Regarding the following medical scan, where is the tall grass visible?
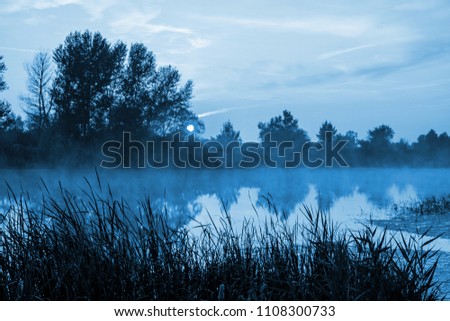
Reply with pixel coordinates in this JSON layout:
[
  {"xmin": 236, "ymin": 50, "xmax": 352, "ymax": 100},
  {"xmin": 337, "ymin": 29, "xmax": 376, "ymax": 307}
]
[
  {"xmin": 0, "ymin": 180, "xmax": 443, "ymax": 300},
  {"xmin": 407, "ymin": 194, "xmax": 450, "ymax": 215}
]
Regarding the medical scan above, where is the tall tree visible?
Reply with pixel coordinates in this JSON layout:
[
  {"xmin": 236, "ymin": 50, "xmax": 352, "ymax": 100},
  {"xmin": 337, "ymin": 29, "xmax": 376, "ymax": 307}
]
[
  {"xmin": 0, "ymin": 102, "xmax": 16, "ymax": 132},
  {"xmin": 258, "ymin": 109, "xmax": 309, "ymax": 144},
  {"xmin": 215, "ymin": 120, "xmax": 241, "ymax": 145},
  {"xmin": 359, "ymin": 124, "xmax": 395, "ymax": 165},
  {"xmin": 317, "ymin": 121, "xmax": 337, "ymax": 144},
  {"xmin": 367, "ymin": 124, "xmax": 394, "ymax": 149},
  {"xmin": 52, "ymin": 30, "xmax": 126, "ymax": 137},
  {"xmin": 110, "ymin": 43, "xmax": 156, "ymax": 132},
  {"xmin": 146, "ymin": 65, "xmax": 204, "ymax": 137},
  {"xmin": 20, "ymin": 51, "xmax": 53, "ymax": 134},
  {"xmin": 341, "ymin": 130, "xmax": 358, "ymax": 148},
  {"xmin": 414, "ymin": 129, "xmax": 448, "ymax": 165},
  {"xmin": 417, "ymin": 129, "xmax": 439, "ymax": 149},
  {"xmin": 0, "ymin": 55, "xmax": 15, "ymax": 132}
]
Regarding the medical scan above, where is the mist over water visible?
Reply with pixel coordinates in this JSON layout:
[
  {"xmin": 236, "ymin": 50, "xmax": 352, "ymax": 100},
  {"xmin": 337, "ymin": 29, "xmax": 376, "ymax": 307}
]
[
  {"xmin": 1, "ymin": 167, "xmax": 450, "ymax": 295},
  {"xmin": 1, "ymin": 167, "xmax": 448, "ymax": 226}
]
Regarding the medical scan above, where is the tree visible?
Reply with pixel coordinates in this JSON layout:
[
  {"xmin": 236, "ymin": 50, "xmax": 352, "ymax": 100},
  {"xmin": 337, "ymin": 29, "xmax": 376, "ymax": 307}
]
[
  {"xmin": 341, "ymin": 130, "xmax": 358, "ymax": 148},
  {"xmin": 0, "ymin": 55, "xmax": 6, "ymax": 92},
  {"xmin": 417, "ymin": 129, "xmax": 439, "ymax": 149},
  {"xmin": 258, "ymin": 109, "xmax": 309, "ymax": 144},
  {"xmin": 215, "ymin": 120, "xmax": 241, "ymax": 145},
  {"xmin": 0, "ymin": 55, "xmax": 16, "ymax": 132},
  {"xmin": 414, "ymin": 129, "xmax": 450, "ymax": 165},
  {"xmin": 52, "ymin": 30, "xmax": 126, "ymax": 138},
  {"xmin": 369, "ymin": 125, "xmax": 394, "ymax": 145},
  {"xmin": 317, "ymin": 121, "xmax": 337, "ymax": 144},
  {"xmin": 438, "ymin": 132, "xmax": 450, "ymax": 149},
  {"xmin": 110, "ymin": 43, "xmax": 156, "ymax": 132},
  {"xmin": 146, "ymin": 65, "xmax": 204, "ymax": 137},
  {"xmin": 20, "ymin": 51, "xmax": 53, "ymax": 134},
  {"xmin": 367, "ymin": 124, "xmax": 394, "ymax": 147},
  {"xmin": 0, "ymin": 101, "xmax": 16, "ymax": 131},
  {"xmin": 359, "ymin": 124, "xmax": 395, "ymax": 165}
]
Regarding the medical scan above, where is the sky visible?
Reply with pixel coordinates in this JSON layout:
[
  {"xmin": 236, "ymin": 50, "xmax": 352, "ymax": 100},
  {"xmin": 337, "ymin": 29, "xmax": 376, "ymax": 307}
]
[{"xmin": 0, "ymin": 0, "xmax": 449, "ymax": 142}]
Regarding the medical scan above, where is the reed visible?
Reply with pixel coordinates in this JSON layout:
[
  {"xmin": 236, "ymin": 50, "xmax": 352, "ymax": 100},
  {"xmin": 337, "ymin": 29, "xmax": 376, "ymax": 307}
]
[{"xmin": 0, "ymin": 180, "xmax": 443, "ymax": 300}]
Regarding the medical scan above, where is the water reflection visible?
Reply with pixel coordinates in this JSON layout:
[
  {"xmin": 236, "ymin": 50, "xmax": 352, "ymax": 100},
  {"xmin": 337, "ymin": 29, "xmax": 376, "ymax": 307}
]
[
  {"xmin": 1, "ymin": 168, "xmax": 449, "ymax": 231},
  {"xmin": 2, "ymin": 167, "xmax": 450, "ymax": 294}
]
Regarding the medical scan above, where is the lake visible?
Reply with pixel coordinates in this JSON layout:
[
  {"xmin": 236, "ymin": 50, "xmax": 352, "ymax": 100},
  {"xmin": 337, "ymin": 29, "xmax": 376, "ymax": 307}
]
[{"xmin": 1, "ymin": 167, "xmax": 450, "ymax": 294}]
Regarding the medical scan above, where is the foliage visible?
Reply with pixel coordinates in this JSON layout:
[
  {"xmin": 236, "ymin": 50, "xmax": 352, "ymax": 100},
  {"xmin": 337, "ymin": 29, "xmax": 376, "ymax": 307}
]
[
  {"xmin": 147, "ymin": 66, "xmax": 204, "ymax": 137},
  {"xmin": 406, "ymin": 195, "xmax": 450, "ymax": 215},
  {"xmin": 1, "ymin": 31, "xmax": 450, "ymax": 167},
  {"xmin": 215, "ymin": 120, "xmax": 241, "ymax": 145},
  {"xmin": 52, "ymin": 30, "xmax": 127, "ymax": 137},
  {"xmin": 258, "ymin": 109, "xmax": 309, "ymax": 144},
  {"xmin": 317, "ymin": 121, "xmax": 337, "ymax": 144},
  {"xmin": 110, "ymin": 43, "xmax": 156, "ymax": 133},
  {"xmin": 0, "ymin": 101, "xmax": 16, "ymax": 132},
  {"xmin": 0, "ymin": 55, "xmax": 7, "ymax": 92}
]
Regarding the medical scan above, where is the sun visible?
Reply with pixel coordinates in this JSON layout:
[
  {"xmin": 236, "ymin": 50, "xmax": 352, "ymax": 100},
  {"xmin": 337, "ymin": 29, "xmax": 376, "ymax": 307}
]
[{"xmin": 186, "ymin": 124, "xmax": 195, "ymax": 133}]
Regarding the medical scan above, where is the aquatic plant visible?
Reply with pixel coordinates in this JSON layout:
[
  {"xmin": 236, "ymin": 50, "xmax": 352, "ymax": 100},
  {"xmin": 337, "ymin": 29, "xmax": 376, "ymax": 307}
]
[{"xmin": 0, "ymin": 180, "xmax": 443, "ymax": 300}]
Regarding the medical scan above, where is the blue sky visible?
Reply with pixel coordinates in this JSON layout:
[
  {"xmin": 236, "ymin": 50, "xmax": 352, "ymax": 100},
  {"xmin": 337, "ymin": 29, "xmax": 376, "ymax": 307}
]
[{"xmin": 0, "ymin": 0, "xmax": 449, "ymax": 141}]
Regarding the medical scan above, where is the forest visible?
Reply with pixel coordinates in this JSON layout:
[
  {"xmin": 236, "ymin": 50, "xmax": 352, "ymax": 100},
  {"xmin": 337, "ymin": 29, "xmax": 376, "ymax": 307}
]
[{"xmin": 0, "ymin": 30, "xmax": 449, "ymax": 168}]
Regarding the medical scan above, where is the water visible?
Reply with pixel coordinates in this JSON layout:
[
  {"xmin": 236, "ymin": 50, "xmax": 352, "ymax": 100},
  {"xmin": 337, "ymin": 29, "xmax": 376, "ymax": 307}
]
[{"xmin": 1, "ymin": 167, "xmax": 449, "ymax": 295}]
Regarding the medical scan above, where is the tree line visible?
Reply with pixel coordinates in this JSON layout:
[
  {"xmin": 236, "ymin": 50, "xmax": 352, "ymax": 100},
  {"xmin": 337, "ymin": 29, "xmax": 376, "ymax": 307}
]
[
  {"xmin": 0, "ymin": 30, "xmax": 203, "ymax": 166},
  {"xmin": 0, "ymin": 30, "xmax": 449, "ymax": 168}
]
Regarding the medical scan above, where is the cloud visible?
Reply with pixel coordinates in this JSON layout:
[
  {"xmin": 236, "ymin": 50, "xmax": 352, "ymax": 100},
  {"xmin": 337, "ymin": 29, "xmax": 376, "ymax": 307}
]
[
  {"xmin": 0, "ymin": 0, "xmax": 116, "ymax": 19},
  {"xmin": 202, "ymin": 15, "xmax": 373, "ymax": 37},
  {"xmin": 353, "ymin": 40, "xmax": 450, "ymax": 78},
  {"xmin": 110, "ymin": 10, "xmax": 212, "ymax": 53},
  {"xmin": 198, "ymin": 108, "xmax": 231, "ymax": 118},
  {"xmin": 0, "ymin": 46, "xmax": 39, "ymax": 53},
  {"xmin": 110, "ymin": 11, "xmax": 192, "ymax": 35},
  {"xmin": 317, "ymin": 44, "xmax": 377, "ymax": 61},
  {"xmin": 188, "ymin": 38, "xmax": 212, "ymax": 49},
  {"xmin": 393, "ymin": 1, "xmax": 443, "ymax": 11},
  {"xmin": 0, "ymin": 0, "xmax": 81, "ymax": 12},
  {"xmin": 31, "ymin": 0, "xmax": 81, "ymax": 10},
  {"xmin": 198, "ymin": 105, "xmax": 262, "ymax": 118}
]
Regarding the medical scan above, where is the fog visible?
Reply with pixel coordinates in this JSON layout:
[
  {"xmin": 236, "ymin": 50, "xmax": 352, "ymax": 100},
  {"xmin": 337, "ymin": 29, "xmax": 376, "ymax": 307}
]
[
  {"xmin": 1, "ymin": 167, "xmax": 449, "ymax": 226},
  {"xmin": 1, "ymin": 167, "xmax": 450, "ymax": 293}
]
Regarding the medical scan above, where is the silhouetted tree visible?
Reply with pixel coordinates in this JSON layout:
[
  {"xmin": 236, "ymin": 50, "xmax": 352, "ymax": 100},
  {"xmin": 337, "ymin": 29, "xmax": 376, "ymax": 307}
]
[
  {"xmin": 414, "ymin": 129, "xmax": 450, "ymax": 166},
  {"xmin": 215, "ymin": 120, "xmax": 241, "ymax": 145},
  {"xmin": 258, "ymin": 110, "xmax": 309, "ymax": 144},
  {"xmin": 438, "ymin": 132, "xmax": 449, "ymax": 146},
  {"xmin": 146, "ymin": 66, "xmax": 204, "ymax": 137},
  {"xmin": 367, "ymin": 124, "xmax": 394, "ymax": 147},
  {"xmin": 210, "ymin": 120, "xmax": 242, "ymax": 167},
  {"xmin": 335, "ymin": 130, "xmax": 359, "ymax": 166},
  {"xmin": 0, "ymin": 55, "xmax": 6, "ymax": 92},
  {"xmin": 0, "ymin": 56, "xmax": 16, "ymax": 132},
  {"xmin": 0, "ymin": 56, "xmax": 26, "ymax": 166},
  {"xmin": 20, "ymin": 51, "xmax": 53, "ymax": 134},
  {"xmin": 417, "ymin": 129, "xmax": 439, "ymax": 149},
  {"xmin": 340, "ymin": 130, "xmax": 358, "ymax": 148},
  {"xmin": 257, "ymin": 110, "xmax": 309, "ymax": 167},
  {"xmin": 52, "ymin": 30, "xmax": 126, "ymax": 138},
  {"xmin": 0, "ymin": 102, "xmax": 16, "ymax": 132},
  {"xmin": 317, "ymin": 121, "xmax": 337, "ymax": 144},
  {"xmin": 438, "ymin": 132, "xmax": 450, "ymax": 166},
  {"xmin": 110, "ymin": 43, "xmax": 156, "ymax": 133},
  {"xmin": 360, "ymin": 124, "xmax": 395, "ymax": 165}
]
